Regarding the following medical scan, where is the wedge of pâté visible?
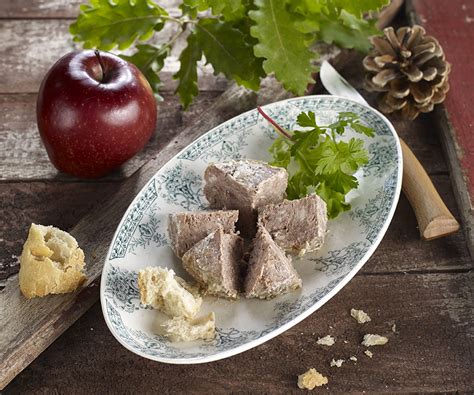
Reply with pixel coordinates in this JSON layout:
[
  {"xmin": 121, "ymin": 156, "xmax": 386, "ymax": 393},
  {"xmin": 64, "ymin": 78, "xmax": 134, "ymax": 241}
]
[
  {"xmin": 168, "ymin": 210, "xmax": 239, "ymax": 258},
  {"xmin": 245, "ymin": 225, "xmax": 302, "ymax": 299},
  {"xmin": 203, "ymin": 160, "xmax": 288, "ymax": 237},
  {"xmin": 258, "ymin": 194, "xmax": 328, "ymax": 256},
  {"xmin": 181, "ymin": 226, "xmax": 244, "ymax": 299}
]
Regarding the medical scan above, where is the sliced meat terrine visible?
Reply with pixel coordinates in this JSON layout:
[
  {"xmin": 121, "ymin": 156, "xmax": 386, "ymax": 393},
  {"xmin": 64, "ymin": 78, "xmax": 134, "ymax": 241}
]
[
  {"xmin": 245, "ymin": 225, "xmax": 302, "ymax": 299},
  {"xmin": 258, "ymin": 194, "xmax": 328, "ymax": 255},
  {"xmin": 181, "ymin": 227, "xmax": 244, "ymax": 299},
  {"xmin": 168, "ymin": 210, "xmax": 239, "ymax": 258},
  {"xmin": 204, "ymin": 160, "xmax": 288, "ymax": 237}
]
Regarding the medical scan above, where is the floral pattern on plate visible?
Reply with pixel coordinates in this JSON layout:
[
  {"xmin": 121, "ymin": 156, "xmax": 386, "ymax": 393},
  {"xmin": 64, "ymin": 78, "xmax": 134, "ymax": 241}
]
[{"xmin": 101, "ymin": 95, "xmax": 402, "ymax": 363}]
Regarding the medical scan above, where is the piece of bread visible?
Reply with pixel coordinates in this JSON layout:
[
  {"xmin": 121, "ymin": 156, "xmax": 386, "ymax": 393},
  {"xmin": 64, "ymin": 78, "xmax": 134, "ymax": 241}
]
[
  {"xmin": 361, "ymin": 334, "xmax": 388, "ymax": 346},
  {"xmin": 297, "ymin": 368, "xmax": 328, "ymax": 390},
  {"xmin": 244, "ymin": 225, "xmax": 302, "ymax": 299},
  {"xmin": 181, "ymin": 227, "xmax": 244, "ymax": 299},
  {"xmin": 204, "ymin": 160, "xmax": 288, "ymax": 237},
  {"xmin": 19, "ymin": 224, "xmax": 86, "ymax": 298},
  {"xmin": 160, "ymin": 312, "xmax": 216, "ymax": 342},
  {"xmin": 168, "ymin": 210, "xmax": 239, "ymax": 258},
  {"xmin": 258, "ymin": 194, "xmax": 328, "ymax": 255},
  {"xmin": 138, "ymin": 266, "xmax": 202, "ymax": 319}
]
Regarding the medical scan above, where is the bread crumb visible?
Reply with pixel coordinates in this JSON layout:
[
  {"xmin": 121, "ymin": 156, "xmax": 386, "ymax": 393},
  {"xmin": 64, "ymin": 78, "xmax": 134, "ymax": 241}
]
[
  {"xmin": 391, "ymin": 323, "xmax": 397, "ymax": 332},
  {"xmin": 297, "ymin": 368, "xmax": 328, "ymax": 390},
  {"xmin": 138, "ymin": 266, "xmax": 202, "ymax": 318},
  {"xmin": 316, "ymin": 335, "xmax": 335, "ymax": 346},
  {"xmin": 297, "ymin": 242, "xmax": 310, "ymax": 257},
  {"xmin": 362, "ymin": 334, "xmax": 388, "ymax": 346},
  {"xmin": 349, "ymin": 356, "xmax": 357, "ymax": 362},
  {"xmin": 364, "ymin": 350, "xmax": 373, "ymax": 358},
  {"xmin": 161, "ymin": 312, "xmax": 215, "ymax": 342},
  {"xmin": 350, "ymin": 308, "xmax": 371, "ymax": 324},
  {"xmin": 330, "ymin": 359, "xmax": 344, "ymax": 368}
]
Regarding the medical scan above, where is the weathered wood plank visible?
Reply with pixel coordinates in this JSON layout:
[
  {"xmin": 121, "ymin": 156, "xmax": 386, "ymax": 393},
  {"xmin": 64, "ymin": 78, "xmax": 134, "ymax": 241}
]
[
  {"xmin": 363, "ymin": 175, "xmax": 471, "ymax": 273},
  {"xmin": 0, "ymin": 20, "xmax": 75, "ymax": 94},
  {"xmin": 435, "ymin": 107, "xmax": 474, "ymax": 258},
  {"xmin": 0, "ymin": 19, "xmax": 227, "ymax": 94},
  {"xmin": 0, "ymin": 0, "xmax": 82, "ymax": 18},
  {"xmin": 409, "ymin": 0, "xmax": 474, "ymax": 200},
  {"xmin": 0, "ymin": 91, "xmax": 223, "ymax": 280},
  {"xmin": 0, "ymin": 44, "xmax": 354, "ymax": 389},
  {"xmin": 407, "ymin": 0, "xmax": 474, "ymax": 258},
  {"xmin": 0, "ymin": 84, "xmax": 263, "ymax": 390},
  {"xmin": 0, "ymin": 90, "xmax": 449, "ymax": 181},
  {"xmin": 0, "ymin": 0, "xmax": 181, "ymax": 19},
  {"xmin": 2, "ymin": 174, "xmax": 470, "ymax": 283},
  {"xmin": 0, "ymin": 91, "xmax": 223, "ymax": 181},
  {"xmin": 5, "ymin": 272, "xmax": 473, "ymax": 393},
  {"xmin": 0, "ymin": 181, "xmax": 120, "ymax": 281}
]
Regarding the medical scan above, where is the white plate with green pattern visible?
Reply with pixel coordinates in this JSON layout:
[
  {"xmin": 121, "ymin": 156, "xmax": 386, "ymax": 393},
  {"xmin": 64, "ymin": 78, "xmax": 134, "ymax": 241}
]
[{"xmin": 100, "ymin": 95, "xmax": 402, "ymax": 364}]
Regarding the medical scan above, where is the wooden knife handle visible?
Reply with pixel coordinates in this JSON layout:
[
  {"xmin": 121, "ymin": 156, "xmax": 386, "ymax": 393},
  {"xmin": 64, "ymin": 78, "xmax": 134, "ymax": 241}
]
[{"xmin": 400, "ymin": 138, "xmax": 460, "ymax": 240}]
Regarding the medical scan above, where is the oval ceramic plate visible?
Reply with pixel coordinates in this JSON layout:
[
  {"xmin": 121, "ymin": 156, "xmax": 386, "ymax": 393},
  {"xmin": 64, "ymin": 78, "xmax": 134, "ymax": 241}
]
[{"xmin": 100, "ymin": 95, "xmax": 402, "ymax": 364}]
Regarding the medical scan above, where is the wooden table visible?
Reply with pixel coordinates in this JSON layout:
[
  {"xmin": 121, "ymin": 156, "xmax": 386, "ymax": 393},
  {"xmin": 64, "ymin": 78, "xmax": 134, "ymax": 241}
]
[{"xmin": 1, "ymin": 1, "xmax": 473, "ymax": 393}]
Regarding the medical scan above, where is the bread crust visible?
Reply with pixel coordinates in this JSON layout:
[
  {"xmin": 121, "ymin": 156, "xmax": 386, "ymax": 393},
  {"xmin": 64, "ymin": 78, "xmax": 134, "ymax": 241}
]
[{"xmin": 19, "ymin": 224, "xmax": 86, "ymax": 298}]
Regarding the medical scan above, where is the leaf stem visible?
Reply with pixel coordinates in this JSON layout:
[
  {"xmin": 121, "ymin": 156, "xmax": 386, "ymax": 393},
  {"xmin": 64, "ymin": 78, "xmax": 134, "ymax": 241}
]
[
  {"xmin": 161, "ymin": 14, "xmax": 188, "ymax": 26},
  {"xmin": 140, "ymin": 27, "xmax": 184, "ymax": 73},
  {"xmin": 257, "ymin": 106, "xmax": 293, "ymax": 140}
]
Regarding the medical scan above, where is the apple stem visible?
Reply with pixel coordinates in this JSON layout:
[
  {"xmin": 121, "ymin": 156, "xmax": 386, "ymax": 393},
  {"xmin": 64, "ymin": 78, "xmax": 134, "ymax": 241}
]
[{"xmin": 94, "ymin": 49, "xmax": 106, "ymax": 82}]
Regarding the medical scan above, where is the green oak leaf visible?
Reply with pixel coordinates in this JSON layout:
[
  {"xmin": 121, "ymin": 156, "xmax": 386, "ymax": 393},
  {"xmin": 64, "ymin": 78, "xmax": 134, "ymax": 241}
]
[
  {"xmin": 173, "ymin": 32, "xmax": 202, "ymax": 109},
  {"xmin": 289, "ymin": 0, "xmax": 323, "ymax": 34},
  {"xmin": 207, "ymin": 0, "xmax": 246, "ymax": 21},
  {"xmin": 249, "ymin": 0, "xmax": 317, "ymax": 95},
  {"xmin": 120, "ymin": 44, "xmax": 168, "ymax": 100},
  {"xmin": 182, "ymin": 0, "xmax": 245, "ymax": 20},
  {"xmin": 180, "ymin": 1, "xmax": 199, "ymax": 18},
  {"xmin": 330, "ymin": 0, "xmax": 390, "ymax": 17},
  {"xmin": 70, "ymin": 0, "xmax": 166, "ymax": 51},
  {"xmin": 319, "ymin": 11, "xmax": 380, "ymax": 52},
  {"xmin": 195, "ymin": 18, "xmax": 264, "ymax": 90}
]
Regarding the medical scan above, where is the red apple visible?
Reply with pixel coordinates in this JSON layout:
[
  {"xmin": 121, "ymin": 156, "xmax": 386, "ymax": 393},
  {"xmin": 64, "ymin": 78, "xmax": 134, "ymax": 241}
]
[{"xmin": 36, "ymin": 50, "xmax": 157, "ymax": 178}]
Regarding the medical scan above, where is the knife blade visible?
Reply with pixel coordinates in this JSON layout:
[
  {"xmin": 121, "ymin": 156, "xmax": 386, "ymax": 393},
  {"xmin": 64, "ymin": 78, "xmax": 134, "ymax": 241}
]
[{"xmin": 319, "ymin": 60, "xmax": 459, "ymax": 240}]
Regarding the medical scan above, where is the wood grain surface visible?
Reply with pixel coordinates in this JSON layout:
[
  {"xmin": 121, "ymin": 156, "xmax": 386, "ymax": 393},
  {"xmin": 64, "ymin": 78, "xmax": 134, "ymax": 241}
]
[
  {"xmin": 5, "ymin": 273, "xmax": 474, "ymax": 394},
  {"xmin": 407, "ymin": 0, "xmax": 474, "ymax": 258},
  {"xmin": 0, "ymin": 20, "xmax": 227, "ymax": 94},
  {"xmin": 0, "ymin": 0, "xmax": 181, "ymax": 19},
  {"xmin": 0, "ymin": 83, "xmax": 261, "ymax": 389},
  {"xmin": 1, "ymin": 82, "xmax": 466, "ymax": 278},
  {"xmin": 1, "ymin": 0, "xmax": 473, "ymax": 393},
  {"xmin": 0, "ymin": 91, "xmax": 224, "ymax": 180},
  {"xmin": 409, "ymin": 0, "xmax": 474, "ymax": 201}
]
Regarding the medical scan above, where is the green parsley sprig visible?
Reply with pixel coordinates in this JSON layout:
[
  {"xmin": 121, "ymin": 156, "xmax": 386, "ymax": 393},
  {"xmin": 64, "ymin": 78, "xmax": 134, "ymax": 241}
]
[
  {"xmin": 70, "ymin": 0, "xmax": 389, "ymax": 108},
  {"xmin": 258, "ymin": 107, "xmax": 375, "ymax": 219}
]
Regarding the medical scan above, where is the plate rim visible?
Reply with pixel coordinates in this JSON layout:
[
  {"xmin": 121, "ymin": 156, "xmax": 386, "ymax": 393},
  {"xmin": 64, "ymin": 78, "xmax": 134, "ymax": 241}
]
[{"xmin": 99, "ymin": 94, "xmax": 403, "ymax": 364}]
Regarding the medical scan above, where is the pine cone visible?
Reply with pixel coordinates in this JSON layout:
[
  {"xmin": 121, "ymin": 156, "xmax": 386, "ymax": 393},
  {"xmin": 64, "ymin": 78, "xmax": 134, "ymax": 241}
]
[{"xmin": 363, "ymin": 25, "xmax": 450, "ymax": 120}]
